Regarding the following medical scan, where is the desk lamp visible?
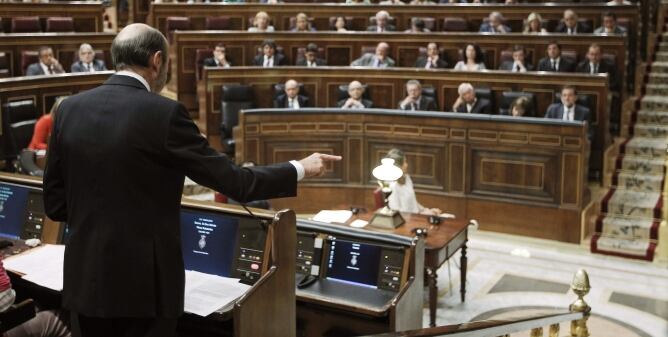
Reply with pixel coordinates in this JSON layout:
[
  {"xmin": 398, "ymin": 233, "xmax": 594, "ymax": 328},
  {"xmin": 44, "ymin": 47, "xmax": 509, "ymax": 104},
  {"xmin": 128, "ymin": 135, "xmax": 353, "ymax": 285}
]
[{"xmin": 369, "ymin": 158, "xmax": 405, "ymax": 229}]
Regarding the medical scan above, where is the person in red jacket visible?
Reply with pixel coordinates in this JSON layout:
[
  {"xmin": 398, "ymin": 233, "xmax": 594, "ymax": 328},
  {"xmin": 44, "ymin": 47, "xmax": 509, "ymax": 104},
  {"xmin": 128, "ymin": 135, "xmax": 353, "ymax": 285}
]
[{"xmin": 28, "ymin": 98, "xmax": 65, "ymax": 151}]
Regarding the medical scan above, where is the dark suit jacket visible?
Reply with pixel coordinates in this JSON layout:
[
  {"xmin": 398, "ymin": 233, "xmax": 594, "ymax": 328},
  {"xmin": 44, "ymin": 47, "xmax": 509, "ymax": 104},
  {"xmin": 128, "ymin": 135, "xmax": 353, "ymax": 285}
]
[
  {"xmin": 544, "ymin": 103, "xmax": 593, "ymax": 140},
  {"xmin": 499, "ymin": 61, "xmax": 534, "ymax": 72},
  {"xmin": 295, "ymin": 58, "xmax": 326, "ymax": 66},
  {"xmin": 70, "ymin": 59, "xmax": 107, "ymax": 72},
  {"xmin": 479, "ymin": 22, "xmax": 511, "ymax": 33},
  {"xmin": 25, "ymin": 63, "xmax": 65, "ymax": 76},
  {"xmin": 44, "ymin": 74, "xmax": 297, "ymax": 318},
  {"xmin": 274, "ymin": 94, "xmax": 310, "ymax": 108},
  {"xmin": 576, "ymin": 61, "xmax": 620, "ymax": 91},
  {"xmin": 203, "ymin": 57, "xmax": 232, "ymax": 67},
  {"xmin": 537, "ymin": 57, "xmax": 576, "ymax": 72},
  {"xmin": 414, "ymin": 56, "xmax": 448, "ymax": 69},
  {"xmin": 336, "ymin": 98, "xmax": 374, "ymax": 108},
  {"xmin": 366, "ymin": 24, "xmax": 396, "ymax": 32},
  {"xmin": 252, "ymin": 54, "xmax": 287, "ymax": 66},
  {"xmin": 455, "ymin": 98, "xmax": 491, "ymax": 114},
  {"xmin": 398, "ymin": 96, "xmax": 438, "ymax": 111},
  {"xmin": 554, "ymin": 22, "xmax": 591, "ymax": 34}
]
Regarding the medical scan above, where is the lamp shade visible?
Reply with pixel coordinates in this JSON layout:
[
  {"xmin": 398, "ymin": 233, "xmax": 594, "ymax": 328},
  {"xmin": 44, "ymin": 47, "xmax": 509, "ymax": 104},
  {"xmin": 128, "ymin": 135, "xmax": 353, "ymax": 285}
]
[{"xmin": 372, "ymin": 158, "xmax": 404, "ymax": 182}]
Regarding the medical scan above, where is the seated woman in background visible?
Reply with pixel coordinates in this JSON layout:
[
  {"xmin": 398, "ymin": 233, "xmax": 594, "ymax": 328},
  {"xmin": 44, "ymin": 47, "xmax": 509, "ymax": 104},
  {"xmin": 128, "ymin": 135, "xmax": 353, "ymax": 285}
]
[
  {"xmin": 248, "ymin": 11, "xmax": 275, "ymax": 32},
  {"xmin": 28, "ymin": 97, "xmax": 65, "ymax": 151},
  {"xmin": 510, "ymin": 96, "xmax": 531, "ymax": 117},
  {"xmin": 385, "ymin": 148, "xmax": 442, "ymax": 216},
  {"xmin": 453, "ymin": 44, "xmax": 487, "ymax": 71},
  {"xmin": 404, "ymin": 17, "xmax": 430, "ymax": 33},
  {"xmin": 524, "ymin": 12, "xmax": 547, "ymax": 33},
  {"xmin": 292, "ymin": 13, "xmax": 316, "ymax": 32},
  {"xmin": 333, "ymin": 17, "xmax": 348, "ymax": 32}
]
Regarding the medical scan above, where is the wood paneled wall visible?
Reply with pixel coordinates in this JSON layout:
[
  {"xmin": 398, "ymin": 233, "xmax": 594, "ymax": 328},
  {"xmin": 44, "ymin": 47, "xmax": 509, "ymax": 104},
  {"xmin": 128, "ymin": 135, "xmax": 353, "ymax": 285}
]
[
  {"xmin": 0, "ymin": 2, "xmax": 105, "ymax": 33},
  {"xmin": 236, "ymin": 109, "xmax": 590, "ymax": 243}
]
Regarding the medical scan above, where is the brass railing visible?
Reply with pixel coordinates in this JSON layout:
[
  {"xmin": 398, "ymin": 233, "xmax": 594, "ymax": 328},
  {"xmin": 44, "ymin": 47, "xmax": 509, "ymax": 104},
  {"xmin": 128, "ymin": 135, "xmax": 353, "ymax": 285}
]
[{"xmin": 365, "ymin": 269, "xmax": 592, "ymax": 337}]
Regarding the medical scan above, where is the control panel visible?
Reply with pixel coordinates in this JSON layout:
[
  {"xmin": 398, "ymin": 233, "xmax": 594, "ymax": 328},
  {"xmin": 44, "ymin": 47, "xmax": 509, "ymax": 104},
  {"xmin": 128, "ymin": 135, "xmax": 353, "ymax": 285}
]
[
  {"xmin": 377, "ymin": 248, "xmax": 404, "ymax": 291},
  {"xmin": 21, "ymin": 191, "xmax": 46, "ymax": 240},
  {"xmin": 233, "ymin": 220, "xmax": 267, "ymax": 284},
  {"xmin": 296, "ymin": 231, "xmax": 317, "ymax": 275}
]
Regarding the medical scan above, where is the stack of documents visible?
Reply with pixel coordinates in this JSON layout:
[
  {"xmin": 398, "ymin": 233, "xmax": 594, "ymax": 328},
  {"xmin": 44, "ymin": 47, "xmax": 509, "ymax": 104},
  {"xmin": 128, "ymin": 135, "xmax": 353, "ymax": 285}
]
[
  {"xmin": 184, "ymin": 270, "xmax": 250, "ymax": 316},
  {"xmin": 312, "ymin": 210, "xmax": 353, "ymax": 224},
  {"xmin": 4, "ymin": 244, "xmax": 65, "ymax": 291}
]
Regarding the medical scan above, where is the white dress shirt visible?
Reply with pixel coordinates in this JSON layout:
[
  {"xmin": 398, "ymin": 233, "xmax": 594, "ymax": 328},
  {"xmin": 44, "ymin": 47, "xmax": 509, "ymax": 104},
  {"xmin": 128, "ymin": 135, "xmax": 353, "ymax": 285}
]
[
  {"xmin": 563, "ymin": 105, "xmax": 575, "ymax": 121},
  {"xmin": 288, "ymin": 97, "xmax": 300, "ymax": 109},
  {"xmin": 590, "ymin": 62, "xmax": 599, "ymax": 74},
  {"xmin": 307, "ymin": 60, "xmax": 317, "ymax": 67},
  {"xmin": 40, "ymin": 62, "xmax": 53, "ymax": 75},
  {"xmin": 263, "ymin": 55, "xmax": 274, "ymax": 67},
  {"xmin": 388, "ymin": 175, "xmax": 425, "ymax": 214},
  {"xmin": 550, "ymin": 57, "xmax": 561, "ymax": 71},
  {"xmin": 512, "ymin": 61, "xmax": 527, "ymax": 73}
]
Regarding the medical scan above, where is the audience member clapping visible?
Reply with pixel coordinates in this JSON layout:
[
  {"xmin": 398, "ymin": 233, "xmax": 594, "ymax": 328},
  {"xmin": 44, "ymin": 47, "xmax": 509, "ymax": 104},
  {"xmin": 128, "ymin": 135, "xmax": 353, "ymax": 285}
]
[{"xmin": 453, "ymin": 44, "xmax": 486, "ymax": 71}]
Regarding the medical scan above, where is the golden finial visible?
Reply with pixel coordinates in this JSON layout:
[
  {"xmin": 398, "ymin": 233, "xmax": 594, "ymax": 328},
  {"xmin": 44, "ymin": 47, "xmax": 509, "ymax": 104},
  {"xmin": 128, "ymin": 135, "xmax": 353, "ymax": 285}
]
[{"xmin": 569, "ymin": 269, "xmax": 591, "ymax": 314}]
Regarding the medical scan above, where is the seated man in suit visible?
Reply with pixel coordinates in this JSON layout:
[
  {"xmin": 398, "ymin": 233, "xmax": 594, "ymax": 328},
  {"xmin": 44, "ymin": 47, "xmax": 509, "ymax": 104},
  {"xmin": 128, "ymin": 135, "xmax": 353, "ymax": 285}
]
[
  {"xmin": 594, "ymin": 12, "xmax": 627, "ymax": 34},
  {"xmin": 545, "ymin": 86, "xmax": 590, "ymax": 121},
  {"xmin": 296, "ymin": 43, "xmax": 326, "ymax": 67},
  {"xmin": 252, "ymin": 40, "xmax": 286, "ymax": 67},
  {"xmin": 415, "ymin": 42, "xmax": 448, "ymax": 69},
  {"xmin": 479, "ymin": 12, "xmax": 511, "ymax": 33},
  {"xmin": 274, "ymin": 79, "xmax": 309, "ymax": 109},
  {"xmin": 337, "ymin": 80, "xmax": 373, "ymax": 109},
  {"xmin": 452, "ymin": 82, "xmax": 491, "ymax": 114},
  {"xmin": 576, "ymin": 43, "xmax": 619, "ymax": 91},
  {"xmin": 204, "ymin": 43, "xmax": 231, "ymax": 68},
  {"xmin": 367, "ymin": 10, "xmax": 395, "ymax": 32},
  {"xmin": 499, "ymin": 45, "xmax": 533, "ymax": 72},
  {"xmin": 555, "ymin": 9, "xmax": 591, "ymax": 34},
  {"xmin": 351, "ymin": 42, "xmax": 395, "ymax": 68},
  {"xmin": 537, "ymin": 41, "xmax": 576, "ymax": 72},
  {"xmin": 398, "ymin": 80, "xmax": 438, "ymax": 111},
  {"xmin": 26, "ymin": 46, "xmax": 65, "ymax": 76},
  {"xmin": 71, "ymin": 43, "xmax": 107, "ymax": 73}
]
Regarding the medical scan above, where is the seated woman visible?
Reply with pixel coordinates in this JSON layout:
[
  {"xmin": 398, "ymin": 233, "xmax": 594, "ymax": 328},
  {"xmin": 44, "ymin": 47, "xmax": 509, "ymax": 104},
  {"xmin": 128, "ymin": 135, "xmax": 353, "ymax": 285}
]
[
  {"xmin": 292, "ymin": 13, "xmax": 316, "ymax": 32},
  {"xmin": 510, "ymin": 96, "xmax": 531, "ymax": 117},
  {"xmin": 28, "ymin": 97, "xmax": 65, "ymax": 151},
  {"xmin": 385, "ymin": 149, "xmax": 442, "ymax": 216},
  {"xmin": 453, "ymin": 44, "xmax": 487, "ymax": 71},
  {"xmin": 524, "ymin": 12, "xmax": 547, "ymax": 33},
  {"xmin": 248, "ymin": 11, "xmax": 275, "ymax": 32},
  {"xmin": 333, "ymin": 17, "xmax": 348, "ymax": 32}
]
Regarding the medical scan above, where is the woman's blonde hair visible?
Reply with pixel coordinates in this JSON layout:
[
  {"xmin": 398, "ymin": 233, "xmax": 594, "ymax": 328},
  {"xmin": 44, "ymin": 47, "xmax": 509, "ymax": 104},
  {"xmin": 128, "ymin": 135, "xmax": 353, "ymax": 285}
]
[{"xmin": 524, "ymin": 12, "xmax": 543, "ymax": 33}]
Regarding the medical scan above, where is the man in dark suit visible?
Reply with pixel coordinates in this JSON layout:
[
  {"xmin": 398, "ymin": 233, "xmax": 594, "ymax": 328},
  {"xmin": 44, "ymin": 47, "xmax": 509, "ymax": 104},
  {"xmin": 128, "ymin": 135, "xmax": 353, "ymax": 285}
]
[
  {"xmin": 203, "ymin": 43, "xmax": 231, "ymax": 68},
  {"xmin": 252, "ymin": 39, "xmax": 286, "ymax": 67},
  {"xmin": 71, "ymin": 43, "xmax": 108, "ymax": 73},
  {"xmin": 43, "ymin": 23, "xmax": 340, "ymax": 337},
  {"xmin": 295, "ymin": 43, "xmax": 326, "ymax": 67},
  {"xmin": 537, "ymin": 41, "xmax": 576, "ymax": 72},
  {"xmin": 544, "ymin": 85, "xmax": 593, "ymax": 140},
  {"xmin": 351, "ymin": 42, "xmax": 395, "ymax": 67},
  {"xmin": 576, "ymin": 43, "xmax": 620, "ymax": 91},
  {"xmin": 25, "ymin": 46, "xmax": 65, "ymax": 76},
  {"xmin": 398, "ymin": 80, "xmax": 438, "ymax": 111},
  {"xmin": 274, "ymin": 79, "xmax": 309, "ymax": 108},
  {"xmin": 594, "ymin": 12, "xmax": 627, "ymax": 34},
  {"xmin": 499, "ymin": 45, "xmax": 533, "ymax": 72},
  {"xmin": 414, "ymin": 42, "xmax": 448, "ymax": 69},
  {"xmin": 478, "ymin": 12, "xmax": 511, "ymax": 33},
  {"xmin": 452, "ymin": 82, "xmax": 491, "ymax": 114},
  {"xmin": 337, "ymin": 80, "xmax": 373, "ymax": 109},
  {"xmin": 366, "ymin": 10, "xmax": 396, "ymax": 32},
  {"xmin": 554, "ymin": 9, "xmax": 591, "ymax": 34}
]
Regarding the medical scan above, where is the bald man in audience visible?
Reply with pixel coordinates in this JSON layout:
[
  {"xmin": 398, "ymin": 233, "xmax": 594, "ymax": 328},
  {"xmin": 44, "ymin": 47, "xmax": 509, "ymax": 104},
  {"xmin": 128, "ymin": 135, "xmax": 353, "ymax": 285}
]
[
  {"xmin": 398, "ymin": 80, "xmax": 438, "ymax": 111},
  {"xmin": 452, "ymin": 83, "xmax": 491, "ymax": 114},
  {"xmin": 337, "ymin": 81, "xmax": 373, "ymax": 109},
  {"xmin": 275, "ymin": 79, "xmax": 309, "ymax": 109},
  {"xmin": 351, "ymin": 42, "xmax": 395, "ymax": 68},
  {"xmin": 415, "ymin": 43, "xmax": 448, "ymax": 69},
  {"xmin": 555, "ymin": 9, "xmax": 591, "ymax": 34},
  {"xmin": 71, "ymin": 43, "xmax": 108, "ymax": 73},
  {"xmin": 367, "ymin": 11, "xmax": 395, "ymax": 32}
]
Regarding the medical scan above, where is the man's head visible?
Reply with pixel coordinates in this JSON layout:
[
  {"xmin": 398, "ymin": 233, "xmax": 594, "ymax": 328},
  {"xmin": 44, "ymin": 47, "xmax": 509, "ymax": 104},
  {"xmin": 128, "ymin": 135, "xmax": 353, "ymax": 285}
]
[
  {"xmin": 375, "ymin": 10, "xmax": 390, "ymax": 28},
  {"xmin": 262, "ymin": 40, "xmax": 276, "ymax": 57},
  {"xmin": 561, "ymin": 85, "xmax": 577, "ymax": 108},
  {"xmin": 305, "ymin": 43, "xmax": 318, "ymax": 62},
  {"xmin": 78, "ymin": 43, "xmax": 95, "ymax": 63},
  {"xmin": 586, "ymin": 44, "xmax": 601, "ymax": 64},
  {"xmin": 427, "ymin": 42, "xmax": 439, "ymax": 58},
  {"xmin": 489, "ymin": 12, "xmax": 504, "ymax": 27},
  {"xmin": 375, "ymin": 42, "xmax": 389, "ymax": 59},
  {"xmin": 213, "ymin": 43, "xmax": 226, "ymax": 61},
  {"xmin": 602, "ymin": 12, "xmax": 617, "ymax": 31},
  {"xmin": 563, "ymin": 9, "xmax": 577, "ymax": 29},
  {"xmin": 284, "ymin": 79, "xmax": 299, "ymax": 99},
  {"xmin": 411, "ymin": 17, "xmax": 426, "ymax": 32},
  {"xmin": 348, "ymin": 80, "xmax": 365, "ymax": 100},
  {"xmin": 111, "ymin": 23, "xmax": 169, "ymax": 93},
  {"xmin": 512, "ymin": 45, "xmax": 526, "ymax": 63},
  {"xmin": 38, "ymin": 46, "xmax": 55, "ymax": 65},
  {"xmin": 547, "ymin": 41, "xmax": 562, "ymax": 59},
  {"xmin": 458, "ymin": 83, "xmax": 476, "ymax": 104},
  {"xmin": 406, "ymin": 80, "xmax": 422, "ymax": 100}
]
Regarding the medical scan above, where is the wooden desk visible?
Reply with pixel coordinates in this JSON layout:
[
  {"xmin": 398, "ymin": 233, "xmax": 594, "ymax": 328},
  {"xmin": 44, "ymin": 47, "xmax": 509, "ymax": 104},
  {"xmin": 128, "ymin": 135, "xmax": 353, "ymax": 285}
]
[
  {"xmin": 0, "ymin": 2, "xmax": 105, "ymax": 33},
  {"xmin": 352, "ymin": 212, "xmax": 469, "ymax": 328}
]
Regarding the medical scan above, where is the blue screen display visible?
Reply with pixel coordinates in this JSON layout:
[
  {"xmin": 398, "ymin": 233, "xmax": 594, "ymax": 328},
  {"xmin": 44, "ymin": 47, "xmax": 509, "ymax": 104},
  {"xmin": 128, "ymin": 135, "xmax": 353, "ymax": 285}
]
[
  {"xmin": 326, "ymin": 239, "xmax": 381, "ymax": 288},
  {"xmin": 0, "ymin": 183, "xmax": 29, "ymax": 240},
  {"xmin": 180, "ymin": 209, "xmax": 239, "ymax": 277}
]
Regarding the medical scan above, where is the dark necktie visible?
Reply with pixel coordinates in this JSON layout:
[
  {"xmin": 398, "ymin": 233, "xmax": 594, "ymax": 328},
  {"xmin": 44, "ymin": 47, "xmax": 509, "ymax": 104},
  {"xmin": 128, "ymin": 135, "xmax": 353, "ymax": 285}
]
[
  {"xmin": 47, "ymin": 66, "xmax": 53, "ymax": 74},
  {"xmin": 515, "ymin": 64, "xmax": 521, "ymax": 72}
]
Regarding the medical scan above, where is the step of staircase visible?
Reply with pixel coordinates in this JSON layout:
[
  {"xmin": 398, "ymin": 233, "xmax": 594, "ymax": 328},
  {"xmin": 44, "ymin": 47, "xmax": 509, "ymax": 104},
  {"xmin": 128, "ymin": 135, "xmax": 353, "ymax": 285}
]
[
  {"xmin": 656, "ymin": 52, "xmax": 668, "ymax": 62},
  {"xmin": 596, "ymin": 215, "xmax": 660, "ymax": 240},
  {"xmin": 645, "ymin": 83, "xmax": 668, "ymax": 95},
  {"xmin": 648, "ymin": 73, "xmax": 668, "ymax": 84},
  {"xmin": 622, "ymin": 137, "xmax": 668, "ymax": 158},
  {"xmin": 592, "ymin": 235, "xmax": 656, "ymax": 260},
  {"xmin": 616, "ymin": 155, "xmax": 666, "ymax": 175},
  {"xmin": 601, "ymin": 189, "xmax": 662, "ymax": 219},
  {"xmin": 632, "ymin": 123, "xmax": 668, "ymax": 138},
  {"xmin": 650, "ymin": 61, "xmax": 668, "ymax": 73},
  {"xmin": 613, "ymin": 171, "xmax": 665, "ymax": 193},
  {"xmin": 640, "ymin": 95, "xmax": 668, "ymax": 110},
  {"xmin": 636, "ymin": 110, "xmax": 668, "ymax": 124}
]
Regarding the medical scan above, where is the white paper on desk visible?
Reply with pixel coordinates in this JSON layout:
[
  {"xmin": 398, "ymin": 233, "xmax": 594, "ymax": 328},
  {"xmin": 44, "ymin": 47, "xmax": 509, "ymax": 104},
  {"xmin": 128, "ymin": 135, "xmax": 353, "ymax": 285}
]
[
  {"xmin": 184, "ymin": 270, "xmax": 250, "ymax": 317},
  {"xmin": 312, "ymin": 210, "xmax": 352, "ymax": 224},
  {"xmin": 3, "ymin": 244, "xmax": 65, "ymax": 291}
]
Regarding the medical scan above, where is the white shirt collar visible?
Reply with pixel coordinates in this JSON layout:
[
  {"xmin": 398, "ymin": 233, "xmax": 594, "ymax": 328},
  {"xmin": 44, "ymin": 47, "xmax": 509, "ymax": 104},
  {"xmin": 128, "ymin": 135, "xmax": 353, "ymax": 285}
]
[
  {"xmin": 40, "ymin": 62, "xmax": 50, "ymax": 75},
  {"xmin": 115, "ymin": 70, "xmax": 151, "ymax": 91}
]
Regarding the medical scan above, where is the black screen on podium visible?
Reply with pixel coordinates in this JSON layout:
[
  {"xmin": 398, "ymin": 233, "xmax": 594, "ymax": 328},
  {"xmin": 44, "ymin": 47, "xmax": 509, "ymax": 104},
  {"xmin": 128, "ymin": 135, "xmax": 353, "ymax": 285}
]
[
  {"xmin": 0, "ymin": 182, "xmax": 44, "ymax": 240},
  {"xmin": 325, "ymin": 238, "xmax": 382, "ymax": 289}
]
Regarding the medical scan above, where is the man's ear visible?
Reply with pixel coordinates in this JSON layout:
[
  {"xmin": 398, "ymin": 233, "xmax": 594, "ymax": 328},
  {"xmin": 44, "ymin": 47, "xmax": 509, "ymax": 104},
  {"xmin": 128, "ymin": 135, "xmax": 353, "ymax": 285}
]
[{"xmin": 151, "ymin": 51, "xmax": 163, "ymax": 74}]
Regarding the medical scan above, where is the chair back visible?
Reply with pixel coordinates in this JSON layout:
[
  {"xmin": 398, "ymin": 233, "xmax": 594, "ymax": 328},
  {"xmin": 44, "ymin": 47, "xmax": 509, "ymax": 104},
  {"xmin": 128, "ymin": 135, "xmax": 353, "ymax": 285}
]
[
  {"xmin": 499, "ymin": 91, "xmax": 536, "ymax": 116},
  {"xmin": 1, "ymin": 100, "xmax": 38, "ymax": 159},
  {"xmin": 46, "ymin": 17, "xmax": 74, "ymax": 32},
  {"xmin": 221, "ymin": 85, "xmax": 255, "ymax": 155},
  {"xmin": 11, "ymin": 16, "xmax": 41, "ymax": 33}
]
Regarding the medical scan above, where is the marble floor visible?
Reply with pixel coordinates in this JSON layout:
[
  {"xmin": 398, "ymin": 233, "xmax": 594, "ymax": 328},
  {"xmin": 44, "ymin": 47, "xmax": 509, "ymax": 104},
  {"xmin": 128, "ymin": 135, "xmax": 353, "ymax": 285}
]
[{"xmin": 428, "ymin": 229, "xmax": 668, "ymax": 337}]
